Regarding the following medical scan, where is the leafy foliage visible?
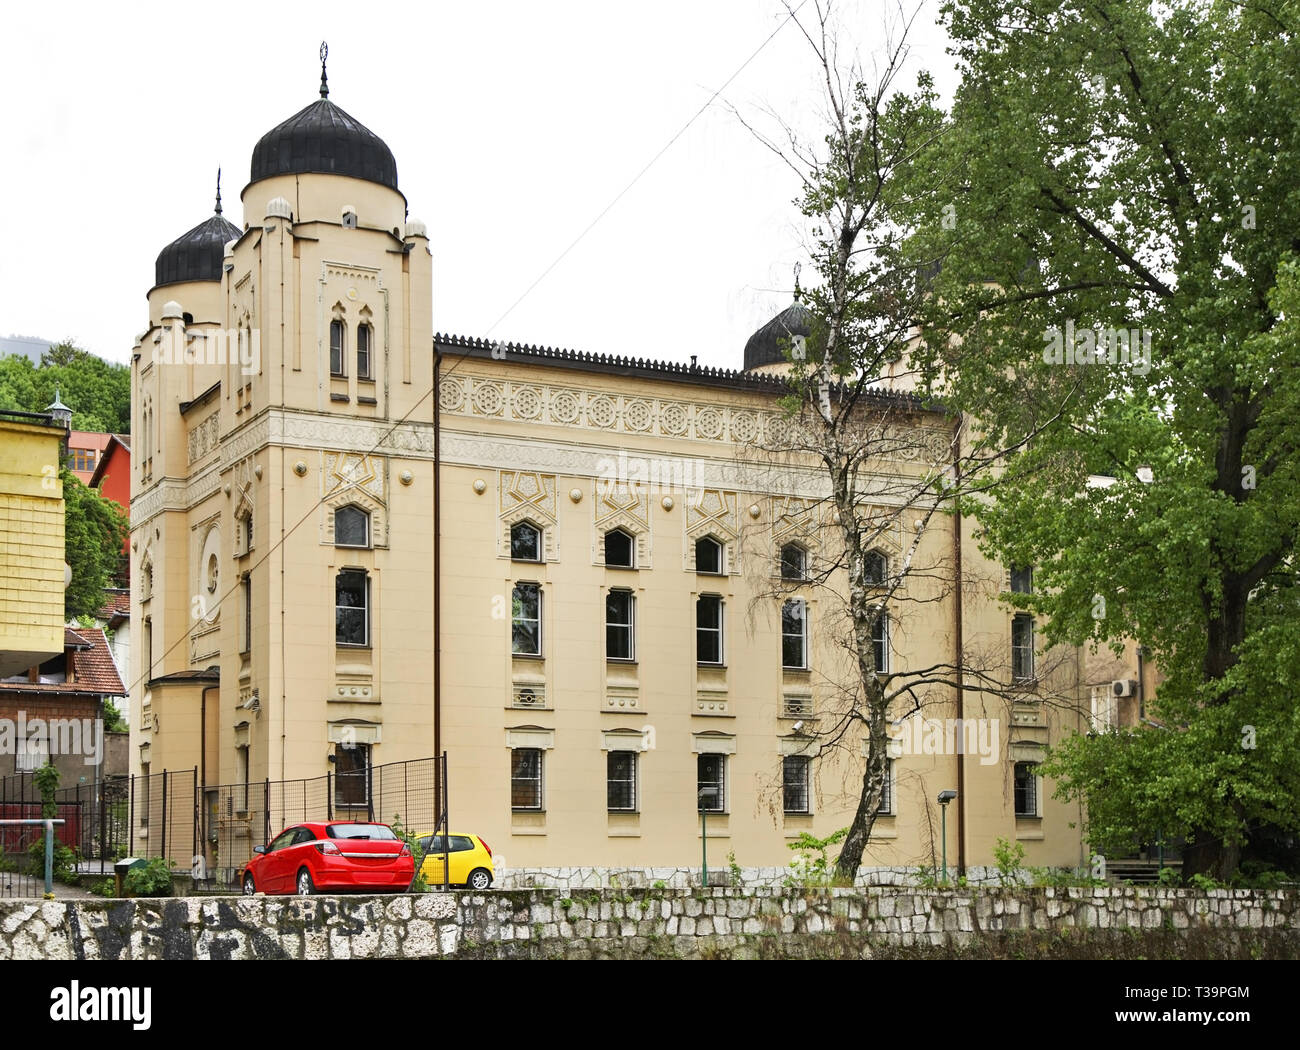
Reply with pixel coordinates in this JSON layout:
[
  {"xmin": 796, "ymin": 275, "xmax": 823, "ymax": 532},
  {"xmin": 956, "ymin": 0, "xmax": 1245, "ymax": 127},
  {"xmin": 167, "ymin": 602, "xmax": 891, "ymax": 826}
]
[
  {"xmin": 0, "ymin": 341, "xmax": 129, "ymax": 433},
  {"xmin": 62, "ymin": 468, "xmax": 128, "ymax": 620},
  {"xmin": 123, "ymin": 857, "xmax": 174, "ymax": 897},
  {"xmin": 900, "ymin": 0, "xmax": 1300, "ymax": 879}
]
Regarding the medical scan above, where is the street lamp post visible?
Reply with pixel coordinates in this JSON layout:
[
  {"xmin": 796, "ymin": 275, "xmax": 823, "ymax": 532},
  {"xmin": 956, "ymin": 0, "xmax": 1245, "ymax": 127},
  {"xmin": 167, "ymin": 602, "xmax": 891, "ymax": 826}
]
[
  {"xmin": 937, "ymin": 790, "xmax": 958, "ymax": 884},
  {"xmin": 698, "ymin": 787, "xmax": 718, "ymax": 886}
]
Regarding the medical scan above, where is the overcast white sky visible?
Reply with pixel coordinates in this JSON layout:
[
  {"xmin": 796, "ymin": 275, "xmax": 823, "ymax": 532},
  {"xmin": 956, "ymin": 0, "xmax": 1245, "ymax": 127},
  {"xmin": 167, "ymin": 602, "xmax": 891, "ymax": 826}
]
[{"xmin": 1, "ymin": 0, "xmax": 955, "ymax": 370}]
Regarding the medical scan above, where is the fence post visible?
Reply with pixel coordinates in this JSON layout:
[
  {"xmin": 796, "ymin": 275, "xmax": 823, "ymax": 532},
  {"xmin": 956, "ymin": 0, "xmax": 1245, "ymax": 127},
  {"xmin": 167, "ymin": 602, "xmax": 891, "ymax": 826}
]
[
  {"xmin": 44, "ymin": 818, "xmax": 55, "ymax": 897},
  {"xmin": 161, "ymin": 770, "xmax": 168, "ymax": 862},
  {"xmin": 129, "ymin": 774, "xmax": 134, "ymax": 854},
  {"xmin": 263, "ymin": 779, "xmax": 270, "ymax": 845},
  {"xmin": 326, "ymin": 772, "xmax": 332, "ymax": 822}
]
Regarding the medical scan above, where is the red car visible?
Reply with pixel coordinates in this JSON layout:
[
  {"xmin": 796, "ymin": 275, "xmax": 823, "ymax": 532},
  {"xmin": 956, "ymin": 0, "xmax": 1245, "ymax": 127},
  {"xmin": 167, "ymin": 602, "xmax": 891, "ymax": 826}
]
[{"xmin": 240, "ymin": 821, "xmax": 415, "ymax": 896}]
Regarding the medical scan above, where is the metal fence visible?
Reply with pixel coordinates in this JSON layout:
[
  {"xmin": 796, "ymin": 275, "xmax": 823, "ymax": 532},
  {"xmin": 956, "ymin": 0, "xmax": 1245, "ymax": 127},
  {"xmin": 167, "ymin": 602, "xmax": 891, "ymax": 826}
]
[{"xmin": 0, "ymin": 756, "xmax": 447, "ymax": 891}]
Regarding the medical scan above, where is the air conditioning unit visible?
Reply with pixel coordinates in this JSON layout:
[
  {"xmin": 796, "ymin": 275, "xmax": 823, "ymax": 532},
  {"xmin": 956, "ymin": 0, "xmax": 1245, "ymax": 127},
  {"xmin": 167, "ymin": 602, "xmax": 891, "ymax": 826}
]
[{"xmin": 1111, "ymin": 679, "xmax": 1137, "ymax": 698}]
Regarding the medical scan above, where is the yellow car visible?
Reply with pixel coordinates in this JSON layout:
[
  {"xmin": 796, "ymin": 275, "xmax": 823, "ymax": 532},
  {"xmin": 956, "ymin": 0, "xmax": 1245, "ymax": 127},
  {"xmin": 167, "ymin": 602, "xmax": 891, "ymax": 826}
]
[{"xmin": 418, "ymin": 832, "xmax": 494, "ymax": 889}]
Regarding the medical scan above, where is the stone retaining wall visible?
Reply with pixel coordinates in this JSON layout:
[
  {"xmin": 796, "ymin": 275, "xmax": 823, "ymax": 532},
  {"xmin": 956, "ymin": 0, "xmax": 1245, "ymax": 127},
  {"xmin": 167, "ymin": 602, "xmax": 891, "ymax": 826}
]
[
  {"xmin": 495, "ymin": 865, "xmax": 1008, "ymax": 890},
  {"xmin": 1, "ymin": 887, "xmax": 1296, "ymax": 960}
]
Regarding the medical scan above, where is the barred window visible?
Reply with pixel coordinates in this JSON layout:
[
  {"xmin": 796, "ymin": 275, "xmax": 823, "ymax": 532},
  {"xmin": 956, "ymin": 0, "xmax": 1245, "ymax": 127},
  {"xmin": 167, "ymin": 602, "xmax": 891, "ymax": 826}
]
[
  {"xmin": 877, "ymin": 758, "xmax": 894, "ymax": 815},
  {"xmin": 1014, "ymin": 762, "xmax": 1039, "ymax": 817},
  {"xmin": 511, "ymin": 748, "xmax": 543, "ymax": 809},
  {"xmin": 697, "ymin": 753, "xmax": 726, "ymax": 812},
  {"xmin": 782, "ymin": 755, "xmax": 809, "ymax": 814},
  {"xmin": 607, "ymin": 751, "xmax": 637, "ymax": 811}
]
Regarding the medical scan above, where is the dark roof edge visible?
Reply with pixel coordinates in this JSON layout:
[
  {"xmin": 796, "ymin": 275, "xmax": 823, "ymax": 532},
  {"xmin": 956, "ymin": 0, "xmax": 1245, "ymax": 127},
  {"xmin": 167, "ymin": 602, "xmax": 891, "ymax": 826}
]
[
  {"xmin": 179, "ymin": 381, "xmax": 222, "ymax": 416},
  {"xmin": 434, "ymin": 334, "xmax": 937, "ymax": 410},
  {"xmin": 148, "ymin": 668, "xmax": 220, "ymax": 686}
]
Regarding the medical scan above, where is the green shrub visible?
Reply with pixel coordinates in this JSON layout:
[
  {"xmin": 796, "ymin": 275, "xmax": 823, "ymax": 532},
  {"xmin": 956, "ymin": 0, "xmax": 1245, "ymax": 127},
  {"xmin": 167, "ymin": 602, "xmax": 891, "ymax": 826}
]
[
  {"xmin": 123, "ymin": 857, "xmax": 174, "ymax": 897},
  {"xmin": 993, "ymin": 837, "xmax": 1026, "ymax": 886}
]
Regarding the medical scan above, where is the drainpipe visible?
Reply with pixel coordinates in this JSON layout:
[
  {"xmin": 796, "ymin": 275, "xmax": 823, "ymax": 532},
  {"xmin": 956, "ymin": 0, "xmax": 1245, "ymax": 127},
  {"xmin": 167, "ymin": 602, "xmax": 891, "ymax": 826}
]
[
  {"xmin": 951, "ymin": 415, "xmax": 966, "ymax": 875},
  {"xmin": 1136, "ymin": 645, "xmax": 1146, "ymax": 721},
  {"xmin": 433, "ymin": 346, "xmax": 442, "ymax": 796}
]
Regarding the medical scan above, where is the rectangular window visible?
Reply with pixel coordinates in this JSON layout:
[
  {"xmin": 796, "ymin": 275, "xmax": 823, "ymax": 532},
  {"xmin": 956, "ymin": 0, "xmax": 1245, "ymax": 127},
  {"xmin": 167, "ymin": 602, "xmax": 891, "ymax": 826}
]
[
  {"xmin": 607, "ymin": 751, "xmax": 637, "ymax": 811},
  {"xmin": 697, "ymin": 753, "xmax": 726, "ymax": 812},
  {"xmin": 872, "ymin": 610, "xmax": 888, "ymax": 674},
  {"xmin": 1010, "ymin": 565, "xmax": 1034, "ymax": 594},
  {"xmin": 696, "ymin": 595, "xmax": 723, "ymax": 665},
  {"xmin": 334, "ymin": 742, "xmax": 370, "ymax": 807},
  {"xmin": 512, "ymin": 583, "xmax": 542, "ymax": 656},
  {"xmin": 606, "ymin": 589, "xmax": 635, "ymax": 661},
  {"xmin": 335, "ymin": 569, "xmax": 369, "ymax": 647},
  {"xmin": 1012, "ymin": 613, "xmax": 1035, "ymax": 681},
  {"xmin": 782, "ymin": 599, "xmax": 807, "ymax": 669},
  {"xmin": 1014, "ymin": 762, "xmax": 1039, "ymax": 817},
  {"xmin": 511, "ymin": 748, "xmax": 543, "ymax": 809},
  {"xmin": 782, "ymin": 755, "xmax": 809, "ymax": 814},
  {"xmin": 877, "ymin": 758, "xmax": 894, "ymax": 815},
  {"xmin": 236, "ymin": 745, "xmax": 250, "ymax": 813}
]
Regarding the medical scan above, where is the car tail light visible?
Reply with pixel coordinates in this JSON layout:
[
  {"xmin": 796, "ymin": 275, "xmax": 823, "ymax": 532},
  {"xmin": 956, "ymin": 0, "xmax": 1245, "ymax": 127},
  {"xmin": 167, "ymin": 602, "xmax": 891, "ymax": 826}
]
[
  {"xmin": 400, "ymin": 841, "xmax": 412, "ymax": 857},
  {"xmin": 315, "ymin": 841, "xmax": 341, "ymax": 856},
  {"xmin": 479, "ymin": 838, "xmax": 491, "ymax": 858}
]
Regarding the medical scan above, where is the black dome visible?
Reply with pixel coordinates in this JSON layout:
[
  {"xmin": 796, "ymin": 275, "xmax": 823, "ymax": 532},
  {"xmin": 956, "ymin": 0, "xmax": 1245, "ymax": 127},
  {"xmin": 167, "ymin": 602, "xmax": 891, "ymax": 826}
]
[
  {"xmin": 743, "ymin": 299, "xmax": 812, "ymax": 370},
  {"xmin": 154, "ymin": 211, "xmax": 241, "ymax": 288},
  {"xmin": 249, "ymin": 98, "xmax": 398, "ymax": 191}
]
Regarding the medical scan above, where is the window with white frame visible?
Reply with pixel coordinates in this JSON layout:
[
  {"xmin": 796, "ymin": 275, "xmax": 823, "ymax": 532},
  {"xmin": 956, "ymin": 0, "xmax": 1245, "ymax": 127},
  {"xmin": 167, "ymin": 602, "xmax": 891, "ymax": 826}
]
[
  {"xmin": 872, "ymin": 609, "xmax": 889, "ymax": 674},
  {"xmin": 335, "ymin": 569, "xmax": 370, "ymax": 647},
  {"xmin": 877, "ymin": 758, "xmax": 895, "ymax": 815},
  {"xmin": 330, "ymin": 319, "xmax": 346, "ymax": 377},
  {"xmin": 334, "ymin": 742, "xmax": 371, "ymax": 807},
  {"xmin": 780, "ymin": 542, "xmax": 808, "ymax": 581},
  {"xmin": 606, "ymin": 589, "xmax": 635, "ymax": 661},
  {"xmin": 607, "ymin": 751, "xmax": 637, "ymax": 811},
  {"xmin": 334, "ymin": 504, "xmax": 370, "ymax": 549},
  {"xmin": 356, "ymin": 322, "xmax": 373, "ymax": 380},
  {"xmin": 695, "ymin": 535, "xmax": 724, "ymax": 575},
  {"xmin": 510, "ymin": 521, "xmax": 542, "ymax": 562},
  {"xmin": 512, "ymin": 582, "xmax": 542, "ymax": 656},
  {"xmin": 696, "ymin": 594, "xmax": 724, "ymax": 664},
  {"xmin": 604, "ymin": 528, "xmax": 635, "ymax": 568},
  {"xmin": 782, "ymin": 599, "xmax": 808, "ymax": 669},
  {"xmin": 1012, "ymin": 613, "xmax": 1035, "ymax": 681}
]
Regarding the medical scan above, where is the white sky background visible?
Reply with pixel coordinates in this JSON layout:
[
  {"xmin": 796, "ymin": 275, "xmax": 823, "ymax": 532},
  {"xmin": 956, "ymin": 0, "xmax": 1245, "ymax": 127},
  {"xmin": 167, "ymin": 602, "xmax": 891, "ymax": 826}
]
[{"xmin": 1, "ymin": 0, "xmax": 956, "ymax": 370}]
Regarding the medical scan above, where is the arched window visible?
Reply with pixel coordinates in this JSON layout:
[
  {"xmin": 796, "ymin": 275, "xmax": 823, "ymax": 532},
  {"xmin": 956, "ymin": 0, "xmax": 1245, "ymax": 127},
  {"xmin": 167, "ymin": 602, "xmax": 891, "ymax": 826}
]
[
  {"xmin": 864, "ymin": 549, "xmax": 888, "ymax": 586},
  {"xmin": 356, "ymin": 323, "xmax": 373, "ymax": 380},
  {"xmin": 780, "ymin": 542, "xmax": 808, "ymax": 580},
  {"xmin": 510, "ymin": 521, "xmax": 542, "ymax": 562},
  {"xmin": 604, "ymin": 528, "xmax": 635, "ymax": 568},
  {"xmin": 695, "ymin": 536, "xmax": 723, "ymax": 575},
  {"xmin": 330, "ymin": 319, "xmax": 346, "ymax": 377},
  {"xmin": 334, "ymin": 505, "xmax": 370, "ymax": 549}
]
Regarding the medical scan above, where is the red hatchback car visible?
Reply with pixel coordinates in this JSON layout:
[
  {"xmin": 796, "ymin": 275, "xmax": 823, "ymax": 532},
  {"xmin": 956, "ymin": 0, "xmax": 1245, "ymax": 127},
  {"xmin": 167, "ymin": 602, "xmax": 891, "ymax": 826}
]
[{"xmin": 241, "ymin": 821, "xmax": 415, "ymax": 896}]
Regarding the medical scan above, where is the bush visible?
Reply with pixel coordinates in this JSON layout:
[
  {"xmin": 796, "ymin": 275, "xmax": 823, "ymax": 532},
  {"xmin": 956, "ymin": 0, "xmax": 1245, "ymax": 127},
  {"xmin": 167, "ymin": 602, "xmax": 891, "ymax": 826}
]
[
  {"xmin": 993, "ymin": 837, "xmax": 1026, "ymax": 886},
  {"xmin": 123, "ymin": 857, "xmax": 174, "ymax": 897}
]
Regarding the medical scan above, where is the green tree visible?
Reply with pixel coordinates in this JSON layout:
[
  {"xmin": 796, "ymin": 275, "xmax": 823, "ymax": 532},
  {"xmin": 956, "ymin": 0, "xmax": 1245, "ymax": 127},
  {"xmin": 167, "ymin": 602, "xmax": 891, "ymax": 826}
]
[
  {"xmin": 903, "ymin": 0, "xmax": 1300, "ymax": 878},
  {"xmin": 63, "ymin": 469, "xmax": 128, "ymax": 620},
  {"xmin": 0, "ymin": 340, "xmax": 129, "ymax": 433}
]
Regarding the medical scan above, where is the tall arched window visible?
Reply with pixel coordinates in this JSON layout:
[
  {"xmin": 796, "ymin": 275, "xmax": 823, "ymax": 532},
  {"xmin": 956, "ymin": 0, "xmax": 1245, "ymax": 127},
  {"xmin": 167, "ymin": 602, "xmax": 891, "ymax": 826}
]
[
  {"xmin": 330, "ymin": 319, "xmax": 346, "ymax": 377},
  {"xmin": 357, "ymin": 323, "xmax": 373, "ymax": 380}
]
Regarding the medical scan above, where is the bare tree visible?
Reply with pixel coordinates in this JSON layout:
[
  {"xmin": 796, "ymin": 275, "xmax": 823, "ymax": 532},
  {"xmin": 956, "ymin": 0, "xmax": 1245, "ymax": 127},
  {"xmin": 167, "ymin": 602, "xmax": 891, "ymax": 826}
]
[{"xmin": 734, "ymin": 1, "xmax": 1081, "ymax": 880}]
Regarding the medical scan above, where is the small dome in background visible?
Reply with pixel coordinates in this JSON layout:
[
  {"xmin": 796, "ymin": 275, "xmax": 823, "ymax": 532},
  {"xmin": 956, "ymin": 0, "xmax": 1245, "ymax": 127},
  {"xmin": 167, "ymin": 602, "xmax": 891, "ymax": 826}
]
[
  {"xmin": 154, "ymin": 172, "xmax": 241, "ymax": 288},
  {"xmin": 743, "ymin": 296, "xmax": 812, "ymax": 372}
]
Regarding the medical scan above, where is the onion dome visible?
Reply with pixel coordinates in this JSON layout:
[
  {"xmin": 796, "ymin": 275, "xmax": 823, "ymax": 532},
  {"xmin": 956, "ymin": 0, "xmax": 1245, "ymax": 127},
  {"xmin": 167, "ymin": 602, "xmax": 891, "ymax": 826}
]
[
  {"xmin": 248, "ymin": 46, "xmax": 398, "ymax": 191},
  {"xmin": 743, "ymin": 295, "xmax": 812, "ymax": 371},
  {"xmin": 154, "ymin": 173, "xmax": 241, "ymax": 288}
]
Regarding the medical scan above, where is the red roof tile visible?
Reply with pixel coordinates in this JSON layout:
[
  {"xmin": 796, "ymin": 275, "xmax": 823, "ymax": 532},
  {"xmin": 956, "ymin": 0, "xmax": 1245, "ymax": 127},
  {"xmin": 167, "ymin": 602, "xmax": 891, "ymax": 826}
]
[{"xmin": 69, "ymin": 628, "xmax": 125, "ymax": 695}]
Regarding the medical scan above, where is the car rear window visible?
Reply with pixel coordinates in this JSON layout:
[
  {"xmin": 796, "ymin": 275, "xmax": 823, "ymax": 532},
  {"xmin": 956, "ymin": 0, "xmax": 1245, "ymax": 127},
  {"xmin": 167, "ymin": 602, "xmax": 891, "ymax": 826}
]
[
  {"xmin": 326, "ymin": 824, "xmax": 398, "ymax": 841},
  {"xmin": 449, "ymin": 835, "xmax": 475, "ymax": 852}
]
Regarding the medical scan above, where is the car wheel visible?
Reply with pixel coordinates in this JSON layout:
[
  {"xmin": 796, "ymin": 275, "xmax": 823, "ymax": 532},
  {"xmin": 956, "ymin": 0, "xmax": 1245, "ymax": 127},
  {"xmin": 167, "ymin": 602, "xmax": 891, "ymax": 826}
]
[
  {"xmin": 242, "ymin": 873, "xmax": 256, "ymax": 896},
  {"xmin": 468, "ymin": 868, "xmax": 492, "ymax": 890},
  {"xmin": 296, "ymin": 869, "xmax": 315, "ymax": 896}
]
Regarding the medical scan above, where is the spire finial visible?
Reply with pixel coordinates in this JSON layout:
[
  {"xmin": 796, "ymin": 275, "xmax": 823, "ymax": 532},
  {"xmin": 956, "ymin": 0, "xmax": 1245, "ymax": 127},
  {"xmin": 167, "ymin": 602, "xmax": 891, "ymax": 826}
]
[
  {"xmin": 214, "ymin": 168, "xmax": 223, "ymax": 215},
  {"xmin": 793, "ymin": 261, "xmax": 802, "ymax": 301},
  {"xmin": 319, "ymin": 41, "xmax": 329, "ymax": 98}
]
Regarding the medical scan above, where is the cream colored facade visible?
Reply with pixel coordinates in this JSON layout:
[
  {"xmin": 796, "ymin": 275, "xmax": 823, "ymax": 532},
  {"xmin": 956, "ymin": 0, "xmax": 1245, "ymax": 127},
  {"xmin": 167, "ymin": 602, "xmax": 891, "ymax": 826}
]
[
  {"xmin": 0, "ymin": 416, "xmax": 65, "ymax": 677},
  {"xmin": 129, "ymin": 77, "xmax": 1088, "ymax": 876}
]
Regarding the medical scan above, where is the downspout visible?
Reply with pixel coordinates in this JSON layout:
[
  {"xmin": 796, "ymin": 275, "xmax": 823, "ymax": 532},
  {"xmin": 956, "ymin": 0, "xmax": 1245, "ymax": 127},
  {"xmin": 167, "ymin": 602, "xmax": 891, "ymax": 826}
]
[
  {"xmin": 951, "ymin": 414, "xmax": 966, "ymax": 875},
  {"xmin": 433, "ymin": 346, "xmax": 442, "ymax": 786}
]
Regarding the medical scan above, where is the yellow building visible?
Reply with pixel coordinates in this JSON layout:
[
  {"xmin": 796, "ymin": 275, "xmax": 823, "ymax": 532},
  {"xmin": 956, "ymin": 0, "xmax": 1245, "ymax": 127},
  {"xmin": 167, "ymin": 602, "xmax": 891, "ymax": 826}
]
[
  {"xmin": 129, "ymin": 66, "xmax": 1088, "ymax": 882},
  {"xmin": 0, "ymin": 411, "xmax": 66, "ymax": 677}
]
